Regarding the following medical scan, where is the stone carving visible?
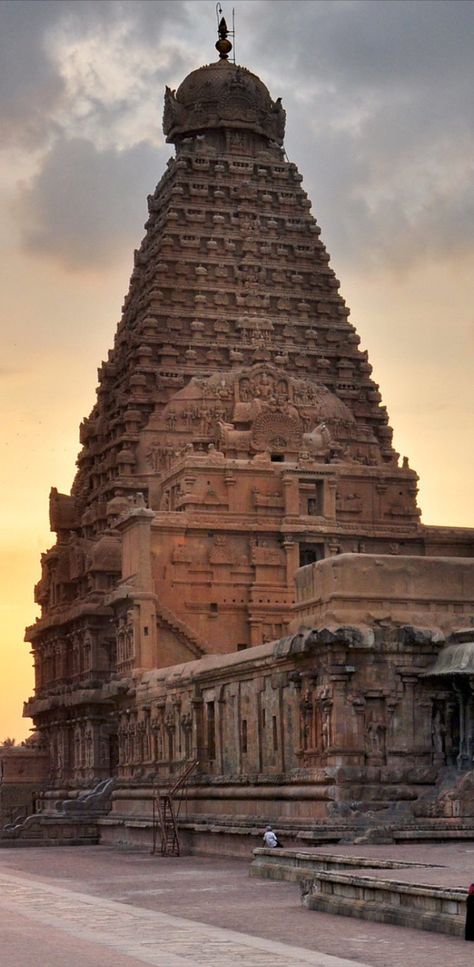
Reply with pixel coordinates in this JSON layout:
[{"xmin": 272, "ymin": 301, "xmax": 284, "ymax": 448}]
[
  {"xmin": 49, "ymin": 488, "xmax": 80, "ymax": 532},
  {"xmin": 249, "ymin": 539, "xmax": 283, "ymax": 566},
  {"xmin": 162, "ymin": 61, "xmax": 286, "ymax": 146},
  {"xmin": 56, "ymin": 778, "xmax": 116, "ymax": 815},
  {"xmin": 26, "ymin": 39, "xmax": 462, "ymax": 827},
  {"xmin": 431, "ymin": 704, "xmax": 446, "ymax": 758},
  {"xmin": 301, "ymin": 423, "xmax": 332, "ymax": 459},
  {"xmin": 365, "ymin": 701, "xmax": 387, "ymax": 761},
  {"xmin": 336, "ymin": 491, "xmax": 363, "ymax": 514},
  {"xmin": 209, "ymin": 536, "xmax": 235, "ymax": 565},
  {"xmin": 251, "ymin": 409, "xmax": 303, "ymax": 453},
  {"xmin": 321, "ymin": 707, "xmax": 332, "ymax": 751}
]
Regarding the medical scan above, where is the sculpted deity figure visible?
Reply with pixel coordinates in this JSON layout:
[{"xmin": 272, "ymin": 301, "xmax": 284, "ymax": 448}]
[
  {"xmin": 255, "ymin": 372, "xmax": 274, "ymax": 400},
  {"xmin": 432, "ymin": 707, "xmax": 445, "ymax": 755}
]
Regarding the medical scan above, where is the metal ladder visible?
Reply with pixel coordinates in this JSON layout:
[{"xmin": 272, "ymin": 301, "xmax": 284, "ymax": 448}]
[{"xmin": 152, "ymin": 758, "xmax": 198, "ymax": 856}]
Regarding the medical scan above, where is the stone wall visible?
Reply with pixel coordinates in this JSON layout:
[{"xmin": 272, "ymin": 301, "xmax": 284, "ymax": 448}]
[
  {"xmin": 100, "ymin": 557, "xmax": 473, "ymax": 827},
  {"xmin": 293, "ymin": 553, "xmax": 474, "ymax": 633},
  {"xmin": 0, "ymin": 747, "xmax": 49, "ymax": 826}
]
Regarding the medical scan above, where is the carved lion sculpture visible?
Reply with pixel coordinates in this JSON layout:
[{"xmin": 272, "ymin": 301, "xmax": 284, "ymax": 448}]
[{"xmin": 301, "ymin": 422, "xmax": 332, "ymax": 457}]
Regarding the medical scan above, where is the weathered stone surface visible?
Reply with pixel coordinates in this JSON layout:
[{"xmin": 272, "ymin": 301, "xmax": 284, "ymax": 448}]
[
  {"xmin": 20, "ymin": 26, "xmax": 474, "ymax": 839},
  {"xmin": 0, "ymin": 743, "xmax": 49, "ymax": 829}
]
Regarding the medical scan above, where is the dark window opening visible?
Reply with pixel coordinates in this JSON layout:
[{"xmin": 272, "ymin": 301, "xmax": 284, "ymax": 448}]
[
  {"xmin": 299, "ymin": 543, "xmax": 324, "ymax": 567},
  {"xmin": 271, "ymin": 454, "xmax": 284, "ymax": 462},
  {"xmin": 272, "ymin": 716, "xmax": 278, "ymax": 751},
  {"xmin": 207, "ymin": 701, "xmax": 216, "ymax": 760},
  {"xmin": 242, "ymin": 719, "xmax": 248, "ymax": 754},
  {"xmin": 307, "ymin": 480, "xmax": 324, "ymax": 516}
]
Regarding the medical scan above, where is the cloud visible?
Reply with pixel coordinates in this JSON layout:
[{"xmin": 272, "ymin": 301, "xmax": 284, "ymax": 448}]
[
  {"xmin": 0, "ymin": 0, "xmax": 191, "ymax": 148},
  {"xmin": 241, "ymin": 0, "xmax": 474, "ymax": 269},
  {"xmin": 17, "ymin": 137, "xmax": 166, "ymax": 269},
  {"xmin": 4, "ymin": 0, "xmax": 474, "ymax": 271},
  {"xmin": 245, "ymin": 0, "xmax": 474, "ymax": 92},
  {"xmin": 0, "ymin": 1, "xmax": 65, "ymax": 146}
]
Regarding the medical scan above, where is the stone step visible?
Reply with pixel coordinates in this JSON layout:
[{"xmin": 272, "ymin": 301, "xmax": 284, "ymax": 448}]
[
  {"xmin": 250, "ymin": 846, "xmax": 441, "ymax": 883},
  {"xmin": 302, "ymin": 870, "xmax": 465, "ymax": 937},
  {"xmin": 0, "ymin": 836, "xmax": 98, "ymax": 848},
  {"xmin": 394, "ymin": 827, "xmax": 474, "ymax": 841},
  {"xmin": 250, "ymin": 846, "xmax": 467, "ymax": 936}
]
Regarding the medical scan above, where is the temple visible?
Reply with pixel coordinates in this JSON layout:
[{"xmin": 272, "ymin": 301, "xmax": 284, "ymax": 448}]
[{"xmin": 19, "ymin": 20, "xmax": 474, "ymax": 847}]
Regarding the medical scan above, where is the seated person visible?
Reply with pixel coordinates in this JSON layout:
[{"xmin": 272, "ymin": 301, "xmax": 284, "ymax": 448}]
[{"xmin": 262, "ymin": 824, "xmax": 282, "ymax": 848}]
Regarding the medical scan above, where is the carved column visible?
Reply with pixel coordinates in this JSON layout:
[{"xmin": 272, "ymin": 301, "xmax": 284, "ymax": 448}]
[
  {"xmin": 282, "ymin": 474, "xmax": 299, "ymax": 515},
  {"xmin": 224, "ymin": 470, "xmax": 237, "ymax": 513},
  {"xmin": 324, "ymin": 477, "xmax": 337, "ymax": 520},
  {"xmin": 282, "ymin": 536, "xmax": 298, "ymax": 590},
  {"xmin": 399, "ymin": 674, "xmax": 418, "ymax": 753},
  {"xmin": 454, "ymin": 682, "xmax": 471, "ymax": 770},
  {"xmin": 191, "ymin": 692, "xmax": 204, "ymax": 762},
  {"xmin": 328, "ymin": 671, "xmax": 357, "ymax": 764}
]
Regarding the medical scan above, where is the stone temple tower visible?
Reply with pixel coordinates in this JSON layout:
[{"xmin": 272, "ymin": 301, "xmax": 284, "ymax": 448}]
[{"xmin": 24, "ymin": 23, "xmax": 471, "ymax": 790}]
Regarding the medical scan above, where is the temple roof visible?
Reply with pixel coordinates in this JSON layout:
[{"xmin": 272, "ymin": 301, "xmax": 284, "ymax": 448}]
[{"xmin": 163, "ymin": 59, "xmax": 286, "ymax": 145}]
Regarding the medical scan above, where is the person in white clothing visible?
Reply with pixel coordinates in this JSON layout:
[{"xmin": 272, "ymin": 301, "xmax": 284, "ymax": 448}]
[{"xmin": 263, "ymin": 825, "xmax": 280, "ymax": 848}]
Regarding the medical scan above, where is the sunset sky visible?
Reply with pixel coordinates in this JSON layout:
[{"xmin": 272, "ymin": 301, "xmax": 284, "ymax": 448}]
[{"xmin": 1, "ymin": 0, "xmax": 473, "ymax": 742}]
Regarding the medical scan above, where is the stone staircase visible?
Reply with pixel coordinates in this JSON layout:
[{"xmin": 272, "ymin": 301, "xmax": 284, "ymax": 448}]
[
  {"xmin": 0, "ymin": 778, "xmax": 115, "ymax": 848},
  {"xmin": 156, "ymin": 603, "xmax": 205, "ymax": 658}
]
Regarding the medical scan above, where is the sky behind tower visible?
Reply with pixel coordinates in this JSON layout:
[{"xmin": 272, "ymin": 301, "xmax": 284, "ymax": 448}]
[{"xmin": 0, "ymin": 0, "xmax": 473, "ymax": 741}]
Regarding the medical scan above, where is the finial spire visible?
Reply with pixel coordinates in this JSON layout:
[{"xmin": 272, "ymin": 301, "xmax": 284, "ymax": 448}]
[{"xmin": 215, "ymin": 4, "xmax": 232, "ymax": 60}]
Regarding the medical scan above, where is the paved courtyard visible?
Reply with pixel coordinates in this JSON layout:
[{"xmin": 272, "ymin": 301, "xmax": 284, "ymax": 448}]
[{"xmin": 1, "ymin": 844, "xmax": 474, "ymax": 966}]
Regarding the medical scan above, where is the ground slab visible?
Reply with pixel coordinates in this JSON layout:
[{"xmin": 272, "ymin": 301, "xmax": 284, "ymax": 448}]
[{"xmin": 0, "ymin": 845, "xmax": 474, "ymax": 967}]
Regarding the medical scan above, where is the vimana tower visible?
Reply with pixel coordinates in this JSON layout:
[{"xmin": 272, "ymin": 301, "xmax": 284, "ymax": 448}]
[{"xmin": 24, "ymin": 20, "xmax": 474, "ymax": 841}]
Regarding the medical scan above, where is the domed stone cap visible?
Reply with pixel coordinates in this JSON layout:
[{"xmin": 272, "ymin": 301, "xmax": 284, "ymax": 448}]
[
  {"xmin": 163, "ymin": 60, "xmax": 285, "ymax": 145},
  {"xmin": 89, "ymin": 533, "xmax": 122, "ymax": 573}
]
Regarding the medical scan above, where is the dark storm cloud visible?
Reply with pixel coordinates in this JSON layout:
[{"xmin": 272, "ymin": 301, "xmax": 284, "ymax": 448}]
[
  {"xmin": 18, "ymin": 137, "xmax": 166, "ymax": 269},
  {"xmin": 239, "ymin": 0, "xmax": 474, "ymax": 267},
  {"xmin": 0, "ymin": 0, "xmax": 65, "ymax": 145},
  {"xmin": 244, "ymin": 0, "xmax": 474, "ymax": 91},
  {"xmin": 5, "ymin": 0, "xmax": 474, "ymax": 270},
  {"xmin": 0, "ymin": 0, "xmax": 190, "ymax": 146}
]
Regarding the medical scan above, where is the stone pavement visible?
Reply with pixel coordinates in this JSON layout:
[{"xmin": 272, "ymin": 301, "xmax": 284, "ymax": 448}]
[{"xmin": 1, "ymin": 845, "xmax": 474, "ymax": 967}]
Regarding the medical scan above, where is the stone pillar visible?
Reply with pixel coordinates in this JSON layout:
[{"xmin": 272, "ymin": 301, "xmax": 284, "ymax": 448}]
[
  {"xmin": 328, "ymin": 671, "xmax": 358, "ymax": 764},
  {"xmin": 414, "ymin": 697, "xmax": 433, "ymax": 758},
  {"xmin": 217, "ymin": 686, "xmax": 226, "ymax": 776},
  {"xmin": 191, "ymin": 694, "xmax": 204, "ymax": 762},
  {"xmin": 282, "ymin": 474, "xmax": 299, "ymax": 515},
  {"xmin": 400, "ymin": 674, "xmax": 418, "ymax": 753},
  {"xmin": 276, "ymin": 680, "xmax": 286, "ymax": 774},
  {"xmin": 248, "ymin": 616, "xmax": 262, "ymax": 647},
  {"xmin": 282, "ymin": 537, "xmax": 298, "ymax": 589},
  {"xmin": 117, "ymin": 508, "xmax": 157, "ymax": 670},
  {"xmin": 255, "ymin": 678, "xmax": 265, "ymax": 774},
  {"xmin": 455, "ymin": 682, "xmax": 472, "ymax": 770},
  {"xmin": 324, "ymin": 477, "xmax": 337, "ymax": 520},
  {"xmin": 224, "ymin": 470, "xmax": 237, "ymax": 513}
]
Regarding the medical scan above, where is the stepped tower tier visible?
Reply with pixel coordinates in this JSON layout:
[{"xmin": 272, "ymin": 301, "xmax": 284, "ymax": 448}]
[
  {"xmin": 70, "ymin": 50, "xmax": 401, "ymax": 526},
  {"xmin": 24, "ymin": 39, "xmax": 473, "ymax": 790}
]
